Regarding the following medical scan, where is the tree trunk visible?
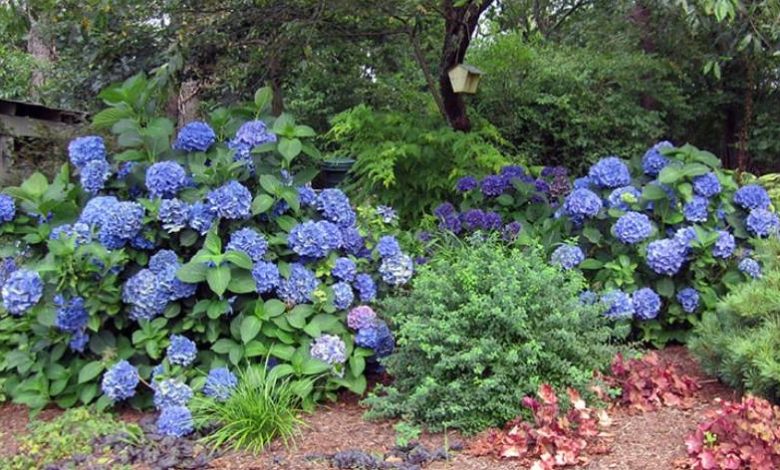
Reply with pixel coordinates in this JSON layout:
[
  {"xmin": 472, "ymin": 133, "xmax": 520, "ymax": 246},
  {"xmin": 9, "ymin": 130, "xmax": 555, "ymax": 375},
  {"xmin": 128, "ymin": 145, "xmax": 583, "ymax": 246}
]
[
  {"xmin": 630, "ymin": 1, "xmax": 657, "ymax": 110},
  {"xmin": 736, "ymin": 60, "xmax": 755, "ymax": 173},
  {"xmin": 176, "ymin": 79, "xmax": 201, "ymax": 128},
  {"xmin": 438, "ymin": 0, "xmax": 494, "ymax": 132},
  {"xmin": 26, "ymin": 17, "xmax": 55, "ymax": 100},
  {"xmin": 271, "ymin": 77, "xmax": 284, "ymax": 116}
]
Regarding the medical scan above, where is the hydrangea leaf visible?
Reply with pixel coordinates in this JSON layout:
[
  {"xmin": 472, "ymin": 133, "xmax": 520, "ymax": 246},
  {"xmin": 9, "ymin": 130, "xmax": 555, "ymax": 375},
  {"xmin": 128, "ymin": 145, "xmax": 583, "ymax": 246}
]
[
  {"xmin": 240, "ymin": 316, "xmax": 262, "ymax": 344},
  {"xmin": 251, "ymin": 194, "xmax": 274, "ymax": 215},
  {"xmin": 78, "ymin": 361, "xmax": 104, "ymax": 384},
  {"xmin": 206, "ymin": 265, "xmax": 231, "ymax": 297}
]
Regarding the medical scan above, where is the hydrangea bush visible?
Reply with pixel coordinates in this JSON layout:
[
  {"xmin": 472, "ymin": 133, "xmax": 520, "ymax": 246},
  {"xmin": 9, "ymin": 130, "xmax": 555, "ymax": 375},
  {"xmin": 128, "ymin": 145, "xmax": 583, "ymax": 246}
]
[
  {"xmin": 0, "ymin": 78, "xmax": 410, "ymax": 416},
  {"xmin": 432, "ymin": 143, "xmax": 775, "ymax": 344}
]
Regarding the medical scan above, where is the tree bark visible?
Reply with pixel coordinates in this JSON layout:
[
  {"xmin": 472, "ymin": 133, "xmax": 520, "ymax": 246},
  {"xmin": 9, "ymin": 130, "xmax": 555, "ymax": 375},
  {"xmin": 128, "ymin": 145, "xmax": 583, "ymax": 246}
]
[
  {"xmin": 26, "ymin": 16, "xmax": 55, "ymax": 100},
  {"xmin": 438, "ymin": 0, "xmax": 494, "ymax": 132}
]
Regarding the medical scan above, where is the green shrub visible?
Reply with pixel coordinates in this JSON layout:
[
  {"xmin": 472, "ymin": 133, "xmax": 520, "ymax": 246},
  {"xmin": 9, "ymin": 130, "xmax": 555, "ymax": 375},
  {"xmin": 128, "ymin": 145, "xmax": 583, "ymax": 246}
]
[
  {"xmin": 469, "ymin": 34, "xmax": 690, "ymax": 173},
  {"xmin": 363, "ymin": 238, "xmax": 620, "ymax": 434},
  {"xmin": 190, "ymin": 365, "xmax": 307, "ymax": 453},
  {"xmin": 690, "ymin": 237, "xmax": 780, "ymax": 401},
  {"xmin": 327, "ymin": 104, "xmax": 511, "ymax": 226},
  {"xmin": 7, "ymin": 407, "xmax": 141, "ymax": 470}
]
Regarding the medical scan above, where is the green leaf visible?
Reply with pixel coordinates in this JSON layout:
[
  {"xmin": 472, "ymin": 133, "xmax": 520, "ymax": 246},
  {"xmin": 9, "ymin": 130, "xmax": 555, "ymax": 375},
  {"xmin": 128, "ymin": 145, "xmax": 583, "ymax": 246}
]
[
  {"xmin": 177, "ymin": 262, "xmax": 208, "ymax": 283},
  {"xmin": 301, "ymin": 357, "xmax": 331, "ymax": 375},
  {"xmin": 582, "ymin": 227, "xmax": 602, "ymax": 244},
  {"xmin": 225, "ymin": 250, "xmax": 253, "ymax": 270},
  {"xmin": 251, "ymin": 194, "xmax": 275, "ymax": 215},
  {"xmin": 658, "ymin": 166, "xmax": 683, "ymax": 185},
  {"xmin": 78, "ymin": 361, "xmax": 104, "ymax": 384},
  {"xmin": 287, "ymin": 304, "xmax": 313, "ymax": 329},
  {"xmin": 212, "ymin": 339, "xmax": 236, "ymax": 354},
  {"xmin": 207, "ymin": 299, "xmax": 229, "ymax": 319},
  {"xmin": 92, "ymin": 107, "xmax": 133, "ymax": 129},
  {"xmin": 268, "ymin": 364, "xmax": 295, "ymax": 380},
  {"xmin": 278, "ymin": 137, "xmax": 303, "ymax": 163},
  {"xmin": 244, "ymin": 340, "xmax": 268, "ymax": 357},
  {"xmin": 204, "ymin": 226, "xmax": 222, "ymax": 254},
  {"xmin": 275, "ymin": 215, "xmax": 299, "ymax": 232},
  {"xmin": 240, "ymin": 316, "xmax": 262, "ymax": 344},
  {"xmin": 681, "ymin": 163, "xmax": 710, "ymax": 178},
  {"xmin": 349, "ymin": 355, "xmax": 365, "ymax": 377},
  {"xmin": 656, "ymin": 278, "xmax": 675, "ymax": 298},
  {"xmin": 496, "ymin": 194, "xmax": 514, "ymax": 206},
  {"xmin": 21, "ymin": 172, "xmax": 49, "ymax": 197},
  {"xmin": 579, "ymin": 258, "xmax": 604, "ymax": 270},
  {"xmin": 264, "ymin": 299, "xmax": 286, "ymax": 318},
  {"xmin": 303, "ymin": 314, "xmax": 343, "ymax": 337},
  {"xmin": 293, "ymin": 125, "xmax": 316, "ymax": 137},
  {"xmin": 279, "ymin": 186, "xmax": 300, "ymax": 212},
  {"xmin": 227, "ymin": 270, "xmax": 256, "ymax": 294},
  {"xmin": 642, "ymin": 184, "xmax": 668, "ymax": 201},
  {"xmin": 79, "ymin": 383, "xmax": 98, "ymax": 404},
  {"xmin": 254, "ymin": 87, "xmax": 272, "ymax": 111},
  {"xmin": 269, "ymin": 343, "xmax": 295, "ymax": 361},
  {"xmin": 272, "ymin": 113, "xmax": 295, "ymax": 135},
  {"xmin": 259, "ymin": 175, "xmax": 281, "ymax": 196},
  {"xmin": 206, "ymin": 265, "xmax": 232, "ymax": 297}
]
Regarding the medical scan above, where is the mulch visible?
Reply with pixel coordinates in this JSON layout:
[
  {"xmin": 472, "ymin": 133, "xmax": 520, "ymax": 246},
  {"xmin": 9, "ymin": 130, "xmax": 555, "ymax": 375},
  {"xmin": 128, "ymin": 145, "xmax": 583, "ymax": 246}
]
[{"xmin": 0, "ymin": 346, "xmax": 740, "ymax": 470}]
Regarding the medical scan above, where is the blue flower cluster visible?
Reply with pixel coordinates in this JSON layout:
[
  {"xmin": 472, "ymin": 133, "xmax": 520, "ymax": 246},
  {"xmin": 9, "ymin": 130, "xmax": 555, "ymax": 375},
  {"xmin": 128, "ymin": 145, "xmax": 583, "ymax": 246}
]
[
  {"xmin": 173, "ymin": 121, "xmax": 216, "ymax": 152},
  {"xmin": 96, "ymin": 201, "xmax": 145, "ymax": 249},
  {"xmin": 563, "ymin": 188, "xmax": 602, "ymax": 219},
  {"xmin": 146, "ymin": 161, "xmax": 188, "ymax": 199},
  {"xmin": 347, "ymin": 305, "xmax": 377, "ymax": 330},
  {"xmin": 228, "ymin": 120, "xmax": 277, "ymax": 171},
  {"xmin": 353, "ymin": 273, "xmax": 376, "ymax": 302},
  {"xmin": 379, "ymin": 254, "xmax": 414, "ymax": 286},
  {"xmin": 50, "ymin": 222, "xmax": 92, "ymax": 246},
  {"xmin": 683, "ymin": 196, "xmax": 709, "ymax": 223},
  {"xmin": 692, "ymin": 172, "xmax": 721, "ymax": 198},
  {"xmin": 68, "ymin": 136, "xmax": 107, "ymax": 169},
  {"xmin": 278, "ymin": 263, "xmax": 319, "ymax": 304},
  {"xmin": 746, "ymin": 209, "xmax": 779, "ymax": 238},
  {"xmin": 122, "ymin": 269, "xmax": 168, "ymax": 321},
  {"xmin": 316, "ymin": 189, "xmax": 356, "ymax": 227},
  {"xmin": 676, "ymin": 288, "xmax": 699, "ymax": 313},
  {"xmin": 376, "ymin": 205, "xmax": 398, "ymax": 223},
  {"xmin": 550, "ymin": 244, "xmax": 584, "ymax": 270},
  {"xmin": 354, "ymin": 319, "xmax": 394, "ymax": 358},
  {"xmin": 166, "ymin": 334, "xmax": 197, "ymax": 367},
  {"xmin": 601, "ymin": 290, "xmax": 635, "ymax": 318},
  {"xmin": 588, "ymin": 157, "xmax": 631, "ymax": 188},
  {"xmin": 738, "ymin": 258, "xmax": 761, "ymax": 279},
  {"xmin": 332, "ymin": 258, "xmax": 357, "ymax": 282},
  {"xmin": 226, "ymin": 228, "xmax": 268, "ymax": 262},
  {"xmin": 332, "ymin": 281, "xmax": 354, "ymax": 310},
  {"xmin": 607, "ymin": 186, "xmax": 641, "ymax": 211},
  {"xmin": 632, "ymin": 288, "xmax": 661, "ymax": 320},
  {"xmin": 641, "ymin": 141, "xmax": 672, "ymax": 176},
  {"xmin": 310, "ymin": 334, "xmax": 347, "ymax": 365},
  {"xmin": 101, "ymin": 360, "xmax": 139, "ymax": 402},
  {"xmin": 252, "ymin": 261, "xmax": 280, "ymax": 294},
  {"xmin": 54, "ymin": 295, "xmax": 89, "ymax": 351},
  {"xmin": 1, "ymin": 269, "xmax": 43, "ymax": 316},
  {"xmin": 480, "ymin": 175, "xmax": 507, "ymax": 197},
  {"xmin": 153, "ymin": 378, "xmax": 193, "ymax": 409},
  {"xmin": 375, "ymin": 236, "xmax": 401, "ymax": 258},
  {"xmin": 456, "ymin": 176, "xmax": 478, "ymax": 192},
  {"xmin": 733, "ymin": 185, "xmax": 771, "ymax": 211},
  {"xmin": 0, "ymin": 194, "xmax": 15, "ymax": 223},
  {"xmin": 207, "ymin": 181, "xmax": 252, "ymax": 220},
  {"xmin": 646, "ymin": 238, "xmax": 687, "ymax": 276},
  {"xmin": 188, "ymin": 202, "xmax": 216, "ymax": 234},
  {"xmin": 712, "ymin": 231, "xmax": 735, "ymax": 259},
  {"xmin": 203, "ymin": 367, "xmax": 238, "ymax": 402},
  {"xmin": 158, "ymin": 198, "xmax": 190, "ymax": 233},
  {"xmin": 157, "ymin": 405, "xmax": 194, "ymax": 437},
  {"xmin": 612, "ymin": 211, "xmax": 653, "ymax": 244},
  {"xmin": 288, "ymin": 221, "xmax": 342, "ymax": 258}
]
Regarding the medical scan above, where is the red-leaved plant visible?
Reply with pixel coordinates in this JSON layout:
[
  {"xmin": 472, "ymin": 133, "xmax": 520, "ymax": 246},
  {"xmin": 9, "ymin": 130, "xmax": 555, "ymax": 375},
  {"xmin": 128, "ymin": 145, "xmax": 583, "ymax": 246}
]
[
  {"xmin": 594, "ymin": 352, "xmax": 700, "ymax": 411},
  {"xmin": 470, "ymin": 384, "xmax": 611, "ymax": 469},
  {"xmin": 684, "ymin": 396, "xmax": 780, "ymax": 470}
]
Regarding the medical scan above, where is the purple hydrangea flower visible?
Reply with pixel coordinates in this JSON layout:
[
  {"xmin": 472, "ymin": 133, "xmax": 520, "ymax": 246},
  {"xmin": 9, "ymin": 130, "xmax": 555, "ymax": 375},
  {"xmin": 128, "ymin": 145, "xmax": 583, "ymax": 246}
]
[
  {"xmin": 158, "ymin": 198, "xmax": 191, "ymax": 233},
  {"xmin": 461, "ymin": 209, "xmax": 485, "ymax": 231},
  {"xmin": 502, "ymin": 221, "xmax": 522, "ymax": 241},
  {"xmin": 122, "ymin": 269, "xmax": 167, "ymax": 321},
  {"xmin": 288, "ymin": 221, "xmax": 331, "ymax": 258},
  {"xmin": 480, "ymin": 175, "xmax": 507, "ymax": 197},
  {"xmin": 332, "ymin": 257, "xmax": 357, "ymax": 282},
  {"xmin": 278, "ymin": 263, "xmax": 319, "ymax": 304},
  {"xmin": 298, "ymin": 186, "xmax": 317, "ymax": 207},
  {"xmin": 712, "ymin": 230, "xmax": 735, "ymax": 259},
  {"xmin": 79, "ymin": 159, "xmax": 111, "ymax": 194},
  {"xmin": 738, "ymin": 258, "xmax": 761, "ymax": 279},
  {"xmin": 455, "ymin": 176, "xmax": 478, "ymax": 192},
  {"xmin": 0, "ymin": 194, "xmax": 16, "ymax": 223},
  {"xmin": 379, "ymin": 254, "xmax": 414, "ymax": 286},
  {"xmin": 601, "ymin": 290, "xmax": 635, "ymax": 319},
  {"xmin": 54, "ymin": 295, "xmax": 88, "ymax": 334},
  {"xmin": 483, "ymin": 212, "xmax": 502, "ymax": 230},
  {"xmin": 563, "ymin": 188, "xmax": 603, "ymax": 219},
  {"xmin": 376, "ymin": 205, "xmax": 398, "ymax": 223},
  {"xmin": 375, "ymin": 236, "xmax": 401, "ymax": 258},
  {"xmin": 646, "ymin": 239, "xmax": 687, "ymax": 276},
  {"xmin": 316, "ymin": 189, "xmax": 356, "ymax": 227},
  {"xmin": 157, "ymin": 405, "xmax": 194, "ymax": 437},
  {"xmin": 332, "ymin": 282, "xmax": 354, "ymax": 310},
  {"xmin": 189, "ymin": 202, "xmax": 216, "ymax": 234},
  {"xmin": 353, "ymin": 273, "xmax": 376, "ymax": 302},
  {"xmin": 347, "ymin": 305, "xmax": 377, "ymax": 330},
  {"xmin": 354, "ymin": 319, "xmax": 394, "ymax": 357}
]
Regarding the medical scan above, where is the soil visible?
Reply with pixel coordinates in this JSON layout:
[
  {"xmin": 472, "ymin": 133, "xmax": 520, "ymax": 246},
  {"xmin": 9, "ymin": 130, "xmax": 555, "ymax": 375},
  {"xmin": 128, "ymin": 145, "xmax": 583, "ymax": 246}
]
[{"xmin": 0, "ymin": 346, "xmax": 740, "ymax": 470}]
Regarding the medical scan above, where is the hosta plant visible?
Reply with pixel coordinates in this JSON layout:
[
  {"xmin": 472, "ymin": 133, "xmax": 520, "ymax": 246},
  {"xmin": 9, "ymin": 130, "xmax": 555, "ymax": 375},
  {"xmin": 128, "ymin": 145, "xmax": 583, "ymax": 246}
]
[{"xmin": 0, "ymin": 72, "xmax": 410, "ymax": 416}]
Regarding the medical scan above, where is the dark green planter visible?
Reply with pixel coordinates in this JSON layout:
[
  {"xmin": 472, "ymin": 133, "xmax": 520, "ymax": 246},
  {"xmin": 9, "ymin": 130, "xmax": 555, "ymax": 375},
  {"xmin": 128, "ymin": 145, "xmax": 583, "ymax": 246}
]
[{"xmin": 319, "ymin": 158, "xmax": 355, "ymax": 188}]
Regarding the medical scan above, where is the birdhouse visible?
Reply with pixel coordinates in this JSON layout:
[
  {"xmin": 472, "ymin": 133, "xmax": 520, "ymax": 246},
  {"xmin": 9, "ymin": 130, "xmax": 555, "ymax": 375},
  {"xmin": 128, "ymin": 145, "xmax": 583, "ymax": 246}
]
[{"xmin": 447, "ymin": 64, "xmax": 484, "ymax": 94}]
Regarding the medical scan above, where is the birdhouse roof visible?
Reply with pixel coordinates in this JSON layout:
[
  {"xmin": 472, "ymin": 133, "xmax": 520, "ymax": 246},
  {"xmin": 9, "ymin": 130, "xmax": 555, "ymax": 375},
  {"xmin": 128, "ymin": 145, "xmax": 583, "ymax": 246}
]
[{"xmin": 453, "ymin": 64, "xmax": 484, "ymax": 75}]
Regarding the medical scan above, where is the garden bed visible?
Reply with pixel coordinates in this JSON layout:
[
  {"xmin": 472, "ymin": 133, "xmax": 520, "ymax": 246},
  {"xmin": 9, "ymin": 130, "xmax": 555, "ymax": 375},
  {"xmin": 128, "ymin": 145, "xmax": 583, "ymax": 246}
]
[{"xmin": 0, "ymin": 346, "xmax": 738, "ymax": 470}]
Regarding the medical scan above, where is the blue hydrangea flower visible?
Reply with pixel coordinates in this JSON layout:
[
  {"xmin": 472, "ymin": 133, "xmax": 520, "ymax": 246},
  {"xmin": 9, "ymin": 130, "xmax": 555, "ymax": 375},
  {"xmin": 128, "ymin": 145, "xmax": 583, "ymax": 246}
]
[
  {"xmin": 354, "ymin": 319, "xmax": 394, "ymax": 357},
  {"xmin": 79, "ymin": 159, "xmax": 111, "ymax": 194},
  {"xmin": 461, "ymin": 209, "xmax": 486, "ymax": 231},
  {"xmin": 145, "ymin": 161, "xmax": 187, "ymax": 199},
  {"xmin": 579, "ymin": 290, "xmax": 598, "ymax": 305},
  {"xmin": 734, "ymin": 185, "xmax": 771, "ymax": 211},
  {"xmin": 379, "ymin": 254, "xmax": 414, "ymax": 286},
  {"xmin": 157, "ymin": 405, "xmax": 194, "ymax": 437},
  {"xmin": 480, "ymin": 175, "xmax": 507, "ymax": 197},
  {"xmin": 683, "ymin": 196, "xmax": 709, "ymax": 223},
  {"xmin": 1, "ymin": 269, "xmax": 43, "ymax": 316},
  {"xmin": 54, "ymin": 295, "xmax": 88, "ymax": 333},
  {"xmin": 101, "ymin": 360, "xmax": 139, "ymax": 402},
  {"xmin": 130, "ymin": 232, "xmax": 156, "ymax": 251},
  {"xmin": 310, "ymin": 334, "xmax": 347, "ymax": 365},
  {"xmin": 298, "ymin": 186, "xmax": 317, "ymax": 207},
  {"xmin": 158, "ymin": 198, "xmax": 190, "ymax": 233},
  {"xmin": 589, "ymin": 156, "xmax": 631, "ymax": 188},
  {"xmin": 252, "ymin": 261, "xmax": 280, "ymax": 294},
  {"xmin": 500, "ymin": 166, "xmax": 530, "ymax": 186},
  {"xmin": 68, "ymin": 136, "xmax": 106, "ymax": 169},
  {"xmin": 278, "ymin": 263, "xmax": 319, "ymax": 304},
  {"xmin": 153, "ymin": 378, "xmax": 193, "ymax": 410},
  {"xmin": 676, "ymin": 288, "xmax": 699, "ymax": 313},
  {"xmin": 738, "ymin": 258, "xmax": 762, "ymax": 279},
  {"xmin": 502, "ymin": 221, "xmax": 522, "ymax": 241},
  {"xmin": 601, "ymin": 290, "xmax": 635, "ymax": 319},
  {"xmin": 347, "ymin": 305, "xmax": 377, "ymax": 330},
  {"xmin": 376, "ymin": 205, "xmax": 398, "ymax": 223},
  {"xmin": 612, "ymin": 211, "xmax": 653, "ymax": 244},
  {"xmin": 353, "ymin": 273, "xmax": 376, "ymax": 302},
  {"xmin": 646, "ymin": 239, "xmax": 687, "ymax": 276},
  {"xmin": 746, "ymin": 209, "xmax": 780, "ymax": 238},
  {"xmin": 316, "ymin": 189, "xmax": 356, "ymax": 227},
  {"xmin": 341, "ymin": 227, "xmax": 365, "ymax": 256},
  {"xmin": 166, "ymin": 334, "xmax": 197, "ymax": 367},
  {"xmin": 632, "ymin": 288, "xmax": 661, "ymax": 320},
  {"xmin": 189, "ymin": 202, "xmax": 216, "ymax": 234},
  {"xmin": 712, "ymin": 230, "xmax": 735, "ymax": 259},
  {"xmin": 79, "ymin": 196, "xmax": 118, "ymax": 227},
  {"xmin": 173, "ymin": 121, "xmax": 216, "ymax": 152},
  {"xmin": 0, "ymin": 194, "xmax": 15, "ymax": 223},
  {"xmin": 673, "ymin": 226, "xmax": 699, "ymax": 250},
  {"xmin": 207, "ymin": 181, "xmax": 252, "ymax": 220},
  {"xmin": 483, "ymin": 212, "xmax": 502, "ymax": 230},
  {"xmin": 117, "ymin": 162, "xmax": 136, "ymax": 180},
  {"xmin": 332, "ymin": 257, "xmax": 357, "ymax": 282},
  {"xmin": 0, "ymin": 258, "xmax": 17, "ymax": 287},
  {"xmin": 692, "ymin": 172, "xmax": 721, "ymax": 198},
  {"xmin": 227, "ymin": 120, "xmax": 277, "ymax": 167},
  {"xmin": 607, "ymin": 186, "xmax": 641, "ymax": 211},
  {"xmin": 550, "ymin": 244, "xmax": 584, "ymax": 270},
  {"xmin": 573, "ymin": 177, "xmax": 592, "ymax": 189},
  {"xmin": 149, "ymin": 250, "xmax": 179, "ymax": 274},
  {"xmin": 641, "ymin": 141, "xmax": 673, "ymax": 176},
  {"xmin": 288, "ymin": 221, "xmax": 331, "ymax": 258},
  {"xmin": 226, "ymin": 228, "xmax": 268, "ymax": 262},
  {"xmin": 69, "ymin": 330, "xmax": 89, "ymax": 353},
  {"xmin": 563, "ymin": 188, "xmax": 603, "ymax": 219},
  {"xmin": 332, "ymin": 282, "xmax": 354, "ymax": 310},
  {"xmin": 375, "ymin": 236, "xmax": 401, "ymax": 259},
  {"xmin": 203, "ymin": 367, "xmax": 238, "ymax": 402},
  {"xmin": 156, "ymin": 264, "xmax": 197, "ymax": 301},
  {"xmin": 456, "ymin": 176, "xmax": 478, "ymax": 192},
  {"xmin": 122, "ymin": 269, "xmax": 167, "ymax": 321},
  {"xmin": 99, "ymin": 201, "xmax": 144, "ymax": 243}
]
